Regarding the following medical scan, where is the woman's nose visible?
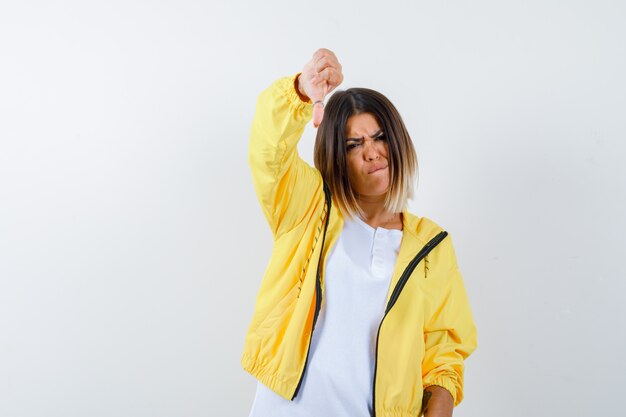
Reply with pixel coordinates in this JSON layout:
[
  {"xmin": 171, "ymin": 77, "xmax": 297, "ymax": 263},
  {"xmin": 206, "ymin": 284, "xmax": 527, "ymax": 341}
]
[{"xmin": 363, "ymin": 140, "xmax": 381, "ymax": 161}]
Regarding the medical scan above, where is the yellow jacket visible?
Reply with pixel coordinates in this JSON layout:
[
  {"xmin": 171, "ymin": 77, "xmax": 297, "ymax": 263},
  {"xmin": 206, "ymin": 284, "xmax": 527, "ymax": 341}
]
[{"xmin": 242, "ymin": 74, "xmax": 478, "ymax": 417}]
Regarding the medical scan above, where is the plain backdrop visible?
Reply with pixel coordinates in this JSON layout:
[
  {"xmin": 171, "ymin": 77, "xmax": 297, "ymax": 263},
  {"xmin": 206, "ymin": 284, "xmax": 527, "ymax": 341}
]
[{"xmin": 1, "ymin": 1, "xmax": 625, "ymax": 416}]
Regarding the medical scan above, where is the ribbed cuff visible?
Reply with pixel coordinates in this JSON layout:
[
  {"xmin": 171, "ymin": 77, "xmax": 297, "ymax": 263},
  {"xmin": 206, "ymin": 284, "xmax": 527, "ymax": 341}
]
[
  {"xmin": 285, "ymin": 73, "xmax": 313, "ymax": 110},
  {"xmin": 423, "ymin": 376, "xmax": 459, "ymax": 405}
]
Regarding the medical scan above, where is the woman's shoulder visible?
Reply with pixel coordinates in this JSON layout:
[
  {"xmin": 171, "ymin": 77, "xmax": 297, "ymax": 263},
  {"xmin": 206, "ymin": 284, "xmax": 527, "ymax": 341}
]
[
  {"xmin": 403, "ymin": 211, "xmax": 460, "ymax": 270},
  {"xmin": 403, "ymin": 212, "xmax": 446, "ymax": 243}
]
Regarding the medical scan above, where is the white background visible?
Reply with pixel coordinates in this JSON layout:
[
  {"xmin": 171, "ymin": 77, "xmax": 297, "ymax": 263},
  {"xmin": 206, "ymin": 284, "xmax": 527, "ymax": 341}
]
[{"xmin": 1, "ymin": 1, "xmax": 625, "ymax": 416}]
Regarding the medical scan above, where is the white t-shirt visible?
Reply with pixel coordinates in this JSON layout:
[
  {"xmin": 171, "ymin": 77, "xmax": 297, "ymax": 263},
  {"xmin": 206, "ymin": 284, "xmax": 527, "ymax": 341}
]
[{"xmin": 248, "ymin": 216, "xmax": 403, "ymax": 417}]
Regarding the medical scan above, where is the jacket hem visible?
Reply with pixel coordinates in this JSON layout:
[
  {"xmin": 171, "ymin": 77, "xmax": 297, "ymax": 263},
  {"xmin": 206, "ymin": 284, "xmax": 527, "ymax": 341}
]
[{"xmin": 241, "ymin": 353, "xmax": 297, "ymax": 401}]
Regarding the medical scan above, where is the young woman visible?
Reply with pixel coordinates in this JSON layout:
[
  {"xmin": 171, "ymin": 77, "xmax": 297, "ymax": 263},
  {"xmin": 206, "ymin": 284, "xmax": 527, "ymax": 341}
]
[{"xmin": 242, "ymin": 48, "xmax": 477, "ymax": 417}]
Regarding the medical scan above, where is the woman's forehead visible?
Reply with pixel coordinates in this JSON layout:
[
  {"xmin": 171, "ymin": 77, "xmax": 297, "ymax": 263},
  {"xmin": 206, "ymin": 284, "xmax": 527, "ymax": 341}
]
[{"xmin": 345, "ymin": 113, "xmax": 381, "ymax": 139}]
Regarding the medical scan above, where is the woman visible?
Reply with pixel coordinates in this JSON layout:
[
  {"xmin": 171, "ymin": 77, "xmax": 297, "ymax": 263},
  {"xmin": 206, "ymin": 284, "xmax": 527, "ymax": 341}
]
[{"xmin": 242, "ymin": 49, "xmax": 477, "ymax": 417}]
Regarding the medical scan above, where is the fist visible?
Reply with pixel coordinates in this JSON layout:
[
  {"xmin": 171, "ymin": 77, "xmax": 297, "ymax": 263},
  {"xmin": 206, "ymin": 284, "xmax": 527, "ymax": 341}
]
[{"xmin": 297, "ymin": 48, "xmax": 344, "ymax": 128}]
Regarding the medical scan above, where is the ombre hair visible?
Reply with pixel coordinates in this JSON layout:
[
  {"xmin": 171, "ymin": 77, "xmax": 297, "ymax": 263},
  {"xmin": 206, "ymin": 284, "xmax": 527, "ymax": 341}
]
[{"xmin": 314, "ymin": 88, "xmax": 418, "ymax": 220}]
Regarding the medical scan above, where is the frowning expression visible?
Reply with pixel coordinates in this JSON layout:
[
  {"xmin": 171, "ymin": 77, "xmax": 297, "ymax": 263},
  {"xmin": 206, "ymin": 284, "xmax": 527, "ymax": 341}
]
[{"xmin": 345, "ymin": 112, "xmax": 390, "ymax": 199}]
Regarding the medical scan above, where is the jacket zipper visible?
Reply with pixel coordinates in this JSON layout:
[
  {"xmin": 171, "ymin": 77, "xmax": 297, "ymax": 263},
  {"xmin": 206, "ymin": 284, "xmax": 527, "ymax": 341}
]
[
  {"xmin": 292, "ymin": 182, "xmax": 332, "ymax": 400},
  {"xmin": 371, "ymin": 230, "xmax": 448, "ymax": 416}
]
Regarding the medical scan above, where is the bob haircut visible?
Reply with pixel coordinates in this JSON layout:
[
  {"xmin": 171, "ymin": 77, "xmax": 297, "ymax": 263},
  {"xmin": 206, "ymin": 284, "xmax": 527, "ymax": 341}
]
[{"xmin": 314, "ymin": 88, "xmax": 418, "ymax": 220}]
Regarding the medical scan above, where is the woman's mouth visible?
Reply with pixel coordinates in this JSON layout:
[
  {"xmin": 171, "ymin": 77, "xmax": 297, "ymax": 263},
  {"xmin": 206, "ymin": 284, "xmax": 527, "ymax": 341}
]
[{"xmin": 368, "ymin": 165, "xmax": 387, "ymax": 174}]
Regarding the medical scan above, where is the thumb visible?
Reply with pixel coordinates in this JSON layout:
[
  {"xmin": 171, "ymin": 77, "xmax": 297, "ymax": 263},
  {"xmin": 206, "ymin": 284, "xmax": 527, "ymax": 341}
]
[
  {"xmin": 312, "ymin": 101, "xmax": 324, "ymax": 128},
  {"xmin": 312, "ymin": 82, "xmax": 329, "ymax": 128}
]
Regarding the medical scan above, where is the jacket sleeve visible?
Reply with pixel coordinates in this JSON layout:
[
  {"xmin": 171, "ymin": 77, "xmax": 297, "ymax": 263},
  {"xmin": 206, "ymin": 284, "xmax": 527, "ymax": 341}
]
[
  {"xmin": 422, "ymin": 238, "xmax": 478, "ymax": 406},
  {"xmin": 248, "ymin": 74, "xmax": 323, "ymax": 238}
]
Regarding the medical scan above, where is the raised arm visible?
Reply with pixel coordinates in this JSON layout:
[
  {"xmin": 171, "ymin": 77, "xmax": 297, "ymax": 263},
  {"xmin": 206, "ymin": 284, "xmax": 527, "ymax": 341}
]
[{"xmin": 248, "ymin": 49, "xmax": 343, "ymax": 237}]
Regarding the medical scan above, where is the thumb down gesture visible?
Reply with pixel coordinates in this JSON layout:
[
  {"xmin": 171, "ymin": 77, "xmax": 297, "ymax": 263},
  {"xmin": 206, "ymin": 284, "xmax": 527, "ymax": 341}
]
[{"xmin": 297, "ymin": 48, "xmax": 344, "ymax": 128}]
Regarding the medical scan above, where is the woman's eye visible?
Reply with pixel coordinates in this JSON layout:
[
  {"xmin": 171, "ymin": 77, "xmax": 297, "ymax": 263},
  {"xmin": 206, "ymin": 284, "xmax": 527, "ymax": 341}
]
[
  {"xmin": 375, "ymin": 134, "xmax": 386, "ymax": 141},
  {"xmin": 347, "ymin": 143, "xmax": 359, "ymax": 150}
]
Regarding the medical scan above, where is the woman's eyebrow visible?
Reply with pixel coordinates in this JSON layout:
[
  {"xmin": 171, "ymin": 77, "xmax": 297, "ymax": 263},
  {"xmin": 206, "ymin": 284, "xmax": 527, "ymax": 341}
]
[{"xmin": 346, "ymin": 129, "xmax": 383, "ymax": 141}]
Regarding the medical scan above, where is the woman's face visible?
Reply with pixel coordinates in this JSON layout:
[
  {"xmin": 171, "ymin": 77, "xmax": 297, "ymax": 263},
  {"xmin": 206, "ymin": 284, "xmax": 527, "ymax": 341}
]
[{"xmin": 345, "ymin": 112, "xmax": 390, "ymax": 200}]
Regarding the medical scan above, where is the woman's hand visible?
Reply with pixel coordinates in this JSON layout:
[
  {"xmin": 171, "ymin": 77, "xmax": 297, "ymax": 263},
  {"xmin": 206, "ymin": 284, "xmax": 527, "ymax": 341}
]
[
  {"xmin": 422, "ymin": 386, "xmax": 454, "ymax": 417},
  {"xmin": 297, "ymin": 48, "xmax": 344, "ymax": 128}
]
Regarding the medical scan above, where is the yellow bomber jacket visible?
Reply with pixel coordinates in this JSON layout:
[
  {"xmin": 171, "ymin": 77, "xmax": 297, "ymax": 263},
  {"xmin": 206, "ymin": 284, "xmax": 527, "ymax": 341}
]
[{"xmin": 242, "ymin": 74, "xmax": 478, "ymax": 417}]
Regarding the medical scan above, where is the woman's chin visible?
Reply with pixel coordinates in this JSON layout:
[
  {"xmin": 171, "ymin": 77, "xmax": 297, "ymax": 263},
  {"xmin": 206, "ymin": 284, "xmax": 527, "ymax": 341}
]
[{"xmin": 357, "ymin": 185, "xmax": 390, "ymax": 201}]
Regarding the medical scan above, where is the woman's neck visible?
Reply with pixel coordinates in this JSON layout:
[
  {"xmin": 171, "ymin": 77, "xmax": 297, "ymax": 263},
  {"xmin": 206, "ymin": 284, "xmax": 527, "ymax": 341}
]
[{"xmin": 357, "ymin": 198, "xmax": 403, "ymax": 230}]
